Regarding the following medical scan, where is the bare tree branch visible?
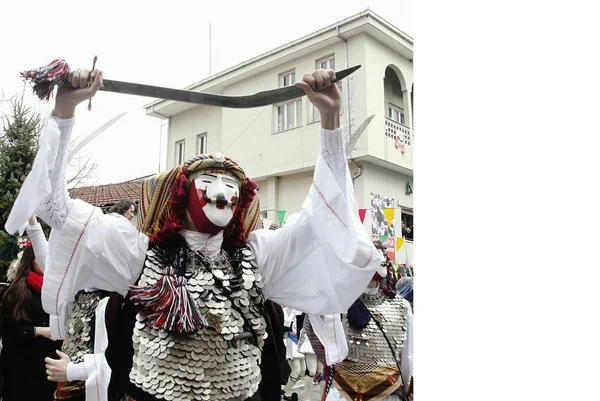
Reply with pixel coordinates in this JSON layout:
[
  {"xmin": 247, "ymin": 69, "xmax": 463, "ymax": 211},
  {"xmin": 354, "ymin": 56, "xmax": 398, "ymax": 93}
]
[{"xmin": 67, "ymin": 152, "xmax": 98, "ymax": 188}]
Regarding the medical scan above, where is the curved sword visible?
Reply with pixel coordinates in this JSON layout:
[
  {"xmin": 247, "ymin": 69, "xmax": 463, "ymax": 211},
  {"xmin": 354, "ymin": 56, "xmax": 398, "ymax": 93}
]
[
  {"xmin": 22, "ymin": 59, "xmax": 360, "ymax": 108},
  {"xmin": 96, "ymin": 65, "xmax": 360, "ymax": 108}
]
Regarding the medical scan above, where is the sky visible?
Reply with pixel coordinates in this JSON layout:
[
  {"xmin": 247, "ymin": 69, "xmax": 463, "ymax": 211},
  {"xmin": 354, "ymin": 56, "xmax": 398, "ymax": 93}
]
[{"xmin": 0, "ymin": 0, "xmax": 414, "ymax": 186}]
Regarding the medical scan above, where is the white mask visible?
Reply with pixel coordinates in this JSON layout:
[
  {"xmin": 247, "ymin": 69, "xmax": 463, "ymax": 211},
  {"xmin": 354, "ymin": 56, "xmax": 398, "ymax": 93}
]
[{"xmin": 191, "ymin": 173, "xmax": 241, "ymax": 228}]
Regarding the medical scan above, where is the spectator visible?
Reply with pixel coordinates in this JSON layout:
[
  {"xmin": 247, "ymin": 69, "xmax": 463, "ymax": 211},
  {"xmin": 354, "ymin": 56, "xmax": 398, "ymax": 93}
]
[
  {"xmin": 0, "ymin": 216, "xmax": 61, "ymax": 401},
  {"xmin": 401, "ymin": 221, "xmax": 412, "ymax": 238},
  {"xmin": 108, "ymin": 199, "xmax": 135, "ymax": 221}
]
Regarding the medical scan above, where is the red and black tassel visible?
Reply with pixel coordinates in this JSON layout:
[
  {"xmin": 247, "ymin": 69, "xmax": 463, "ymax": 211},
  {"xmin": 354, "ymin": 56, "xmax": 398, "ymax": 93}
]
[
  {"xmin": 20, "ymin": 59, "xmax": 70, "ymax": 101},
  {"xmin": 129, "ymin": 266, "xmax": 208, "ymax": 333}
]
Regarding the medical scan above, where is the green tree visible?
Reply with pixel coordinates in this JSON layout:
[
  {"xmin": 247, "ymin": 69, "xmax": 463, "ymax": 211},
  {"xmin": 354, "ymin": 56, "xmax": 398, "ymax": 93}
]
[{"xmin": 0, "ymin": 96, "xmax": 41, "ymax": 280}]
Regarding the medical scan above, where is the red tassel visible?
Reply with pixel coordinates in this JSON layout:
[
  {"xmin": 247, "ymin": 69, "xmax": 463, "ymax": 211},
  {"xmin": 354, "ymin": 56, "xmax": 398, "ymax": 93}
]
[
  {"xmin": 20, "ymin": 59, "xmax": 70, "ymax": 101},
  {"xmin": 129, "ymin": 266, "xmax": 208, "ymax": 333}
]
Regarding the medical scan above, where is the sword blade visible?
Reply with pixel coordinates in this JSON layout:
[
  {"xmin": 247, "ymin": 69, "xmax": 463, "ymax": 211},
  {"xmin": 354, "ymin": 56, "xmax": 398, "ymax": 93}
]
[
  {"xmin": 345, "ymin": 114, "xmax": 375, "ymax": 157},
  {"xmin": 95, "ymin": 65, "xmax": 360, "ymax": 108}
]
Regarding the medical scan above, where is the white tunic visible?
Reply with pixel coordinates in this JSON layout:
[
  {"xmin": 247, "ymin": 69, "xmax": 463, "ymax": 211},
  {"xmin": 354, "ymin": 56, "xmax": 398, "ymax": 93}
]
[{"xmin": 6, "ymin": 112, "xmax": 381, "ymax": 401}]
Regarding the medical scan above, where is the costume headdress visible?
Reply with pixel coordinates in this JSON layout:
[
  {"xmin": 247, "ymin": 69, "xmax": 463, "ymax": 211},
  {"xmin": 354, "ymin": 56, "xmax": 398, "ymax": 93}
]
[{"xmin": 138, "ymin": 152, "xmax": 260, "ymax": 251}]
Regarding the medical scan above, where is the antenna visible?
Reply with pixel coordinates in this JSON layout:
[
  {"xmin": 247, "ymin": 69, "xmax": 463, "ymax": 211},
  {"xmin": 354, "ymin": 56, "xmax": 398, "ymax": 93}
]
[{"xmin": 209, "ymin": 21, "xmax": 212, "ymax": 76}]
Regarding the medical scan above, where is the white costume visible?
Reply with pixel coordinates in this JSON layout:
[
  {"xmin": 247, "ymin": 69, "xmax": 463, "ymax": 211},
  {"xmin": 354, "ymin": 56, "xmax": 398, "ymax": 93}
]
[{"xmin": 6, "ymin": 111, "xmax": 381, "ymax": 401}]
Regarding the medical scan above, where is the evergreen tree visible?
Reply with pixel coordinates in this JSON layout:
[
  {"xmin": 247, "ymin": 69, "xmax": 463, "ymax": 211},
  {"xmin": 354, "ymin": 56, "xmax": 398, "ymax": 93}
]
[{"xmin": 0, "ymin": 97, "xmax": 41, "ymax": 280}]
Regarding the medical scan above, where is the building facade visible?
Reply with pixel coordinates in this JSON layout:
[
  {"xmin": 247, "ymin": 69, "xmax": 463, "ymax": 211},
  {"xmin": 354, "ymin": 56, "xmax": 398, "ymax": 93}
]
[{"xmin": 145, "ymin": 10, "xmax": 414, "ymax": 264}]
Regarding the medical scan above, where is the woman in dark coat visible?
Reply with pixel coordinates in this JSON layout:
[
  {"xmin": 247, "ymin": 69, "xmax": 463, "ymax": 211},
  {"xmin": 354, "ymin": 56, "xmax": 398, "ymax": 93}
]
[{"xmin": 0, "ymin": 237, "xmax": 61, "ymax": 400}]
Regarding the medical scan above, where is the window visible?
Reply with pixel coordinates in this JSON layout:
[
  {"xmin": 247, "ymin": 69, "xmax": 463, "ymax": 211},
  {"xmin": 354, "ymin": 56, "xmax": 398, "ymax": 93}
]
[
  {"xmin": 280, "ymin": 70, "xmax": 296, "ymax": 87},
  {"xmin": 401, "ymin": 209, "xmax": 414, "ymax": 241},
  {"xmin": 275, "ymin": 70, "xmax": 302, "ymax": 132},
  {"xmin": 276, "ymin": 99, "xmax": 302, "ymax": 132},
  {"xmin": 175, "ymin": 139, "xmax": 185, "ymax": 165},
  {"xmin": 196, "ymin": 133, "xmax": 207, "ymax": 155},
  {"xmin": 388, "ymin": 103, "xmax": 405, "ymax": 125},
  {"xmin": 317, "ymin": 56, "xmax": 335, "ymax": 71}
]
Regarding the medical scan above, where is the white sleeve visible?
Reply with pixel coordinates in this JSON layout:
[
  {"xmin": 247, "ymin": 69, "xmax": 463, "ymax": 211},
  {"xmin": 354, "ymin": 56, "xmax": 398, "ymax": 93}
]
[
  {"xmin": 42, "ymin": 203, "xmax": 148, "ymax": 340},
  {"xmin": 248, "ymin": 127, "xmax": 381, "ymax": 315},
  {"xmin": 400, "ymin": 302, "xmax": 413, "ymax": 387},
  {"xmin": 63, "ymin": 297, "xmax": 113, "ymax": 401},
  {"xmin": 26, "ymin": 222, "xmax": 48, "ymax": 272},
  {"xmin": 81, "ymin": 297, "xmax": 112, "ymax": 401},
  {"xmin": 67, "ymin": 361, "xmax": 88, "ymax": 381},
  {"xmin": 319, "ymin": 129, "xmax": 347, "ymax": 193},
  {"xmin": 5, "ymin": 112, "xmax": 74, "ymax": 234}
]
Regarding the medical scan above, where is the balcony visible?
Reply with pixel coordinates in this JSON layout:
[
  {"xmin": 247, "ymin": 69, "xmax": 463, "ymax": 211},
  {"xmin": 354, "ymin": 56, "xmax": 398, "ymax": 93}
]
[{"xmin": 384, "ymin": 118, "xmax": 412, "ymax": 147}]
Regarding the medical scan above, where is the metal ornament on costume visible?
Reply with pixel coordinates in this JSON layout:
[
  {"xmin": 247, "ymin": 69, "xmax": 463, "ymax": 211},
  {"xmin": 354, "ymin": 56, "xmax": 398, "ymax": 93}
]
[
  {"xmin": 129, "ymin": 152, "xmax": 261, "ymax": 334},
  {"xmin": 335, "ymin": 293, "xmax": 410, "ymax": 401},
  {"xmin": 125, "ymin": 152, "xmax": 267, "ymax": 399},
  {"xmin": 305, "ymin": 291, "xmax": 410, "ymax": 401},
  {"xmin": 58, "ymin": 290, "xmax": 110, "ymax": 400},
  {"xmin": 129, "ymin": 244, "xmax": 267, "ymax": 400}
]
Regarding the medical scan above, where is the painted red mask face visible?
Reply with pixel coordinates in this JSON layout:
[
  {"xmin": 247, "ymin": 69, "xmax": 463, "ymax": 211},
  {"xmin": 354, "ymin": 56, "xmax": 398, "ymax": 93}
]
[{"xmin": 186, "ymin": 173, "xmax": 241, "ymax": 235}]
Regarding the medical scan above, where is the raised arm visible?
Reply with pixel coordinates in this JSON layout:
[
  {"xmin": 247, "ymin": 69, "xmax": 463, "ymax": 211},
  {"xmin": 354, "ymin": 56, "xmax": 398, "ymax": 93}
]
[
  {"xmin": 4, "ymin": 69, "xmax": 103, "ymax": 233},
  {"xmin": 26, "ymin": 215, "xmax": 48, "ymax": 272},
  {"xmin": 248, "ymin": 70, "xmax": 380, "ymax": 315}
]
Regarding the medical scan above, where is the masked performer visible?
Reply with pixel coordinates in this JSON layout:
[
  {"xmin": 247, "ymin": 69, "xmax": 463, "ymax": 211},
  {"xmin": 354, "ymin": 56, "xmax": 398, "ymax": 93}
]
[
  {"xmin": 304, "ymin": 240, "xmax": 413, "ymax": 401},
  {"xmin": 5, "ymin": 66, "xmax": 381, "ymax": 401}
]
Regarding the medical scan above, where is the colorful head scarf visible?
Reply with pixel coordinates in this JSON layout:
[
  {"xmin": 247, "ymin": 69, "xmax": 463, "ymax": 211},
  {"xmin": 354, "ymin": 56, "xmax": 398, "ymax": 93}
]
[{"xmin": 138, "ymin": 152, "xmax": 260, "ymax": 251}]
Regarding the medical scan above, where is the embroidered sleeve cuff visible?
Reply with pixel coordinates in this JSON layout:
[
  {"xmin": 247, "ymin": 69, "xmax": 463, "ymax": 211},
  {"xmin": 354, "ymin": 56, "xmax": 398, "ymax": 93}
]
[
  {"xmin": 67, "ymin": 361, "xmax": 88, "ymax": 381},
  {"xmin": 320, "ymin": 127, "xmax": 344, "ymax": 153}
]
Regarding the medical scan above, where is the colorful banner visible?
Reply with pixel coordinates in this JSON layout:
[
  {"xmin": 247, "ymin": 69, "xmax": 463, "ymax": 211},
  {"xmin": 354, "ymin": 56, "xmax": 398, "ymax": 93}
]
[
  {"xmin": 275, "ymin": 210, "xmax": 286, "ymax": 226},
  {"xmin": 358, "ymin": 209, "xmax": 367, "ymax": 224},
  {"xmin": 382, "ymin": 208, "xmax": 395, "ymax": 227},
  {"xmin": 396, "ymin": 237, "xmax": 405, "ymax": 252},
  {"xmin": 384, "ymin": 236, "xmax": 396, "ymax": 262},
  {"xmin": 371, "ymin": 193, "xmax": 395, "ymax": 237},
  {"xmin": 372, "ymin": 234, "xmax": 396, "ymax": 262}
]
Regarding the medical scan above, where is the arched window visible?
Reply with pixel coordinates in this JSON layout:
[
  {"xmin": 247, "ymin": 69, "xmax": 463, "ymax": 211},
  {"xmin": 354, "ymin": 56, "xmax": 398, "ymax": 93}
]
[{"xmin": 384, "ymin": 67, "xmax": 405, "ymax": 125}]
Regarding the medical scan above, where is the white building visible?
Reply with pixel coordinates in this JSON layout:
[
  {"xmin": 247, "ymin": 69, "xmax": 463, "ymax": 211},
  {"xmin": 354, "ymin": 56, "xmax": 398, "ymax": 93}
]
[{"xmin": 145, "ymin": 9, "xmax": 414, "ymax": 265}]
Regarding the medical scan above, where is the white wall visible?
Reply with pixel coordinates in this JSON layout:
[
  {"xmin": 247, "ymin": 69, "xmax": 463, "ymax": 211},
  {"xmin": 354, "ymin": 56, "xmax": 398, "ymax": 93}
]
[
  {"xmin": 167, "ymin": 104, "xmax": 223, "ymax": 168},
  {"xmin": 352, "ymin": 34, "xmax": 413, "ymax": 172},
  {"xmin": 276, "ymin": 170, "xmax": 314, "ymax": 223},
  {"xmin": 220, "ymin": 42, "xmax": 349, "ymax": 179}
]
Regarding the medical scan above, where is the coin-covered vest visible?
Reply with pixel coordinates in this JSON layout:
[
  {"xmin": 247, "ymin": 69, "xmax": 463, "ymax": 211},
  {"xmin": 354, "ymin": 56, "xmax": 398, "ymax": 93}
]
[
  {"xmin": 305, "ymin": 291, "xmax": 409, "ymax": 401},
  {"xmin": 128, "ymin": 243, "xmax": 267, "ymax": 401},
  {"xmin": 61, "ymin": 290, "xmax": 110, "ymax": 364}
]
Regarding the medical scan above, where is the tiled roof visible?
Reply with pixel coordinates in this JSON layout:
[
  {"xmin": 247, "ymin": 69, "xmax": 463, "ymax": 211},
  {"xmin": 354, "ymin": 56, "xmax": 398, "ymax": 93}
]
[{"xmin": 68, "ymin": 176, "xmax": 150, "ymax": 208}]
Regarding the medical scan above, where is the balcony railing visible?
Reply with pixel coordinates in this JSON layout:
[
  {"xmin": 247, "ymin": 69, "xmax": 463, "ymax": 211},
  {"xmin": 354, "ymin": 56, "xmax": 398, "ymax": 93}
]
[{"xmin": 385, "ymin": 118, "xmax": 412, "ymax": 146}]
